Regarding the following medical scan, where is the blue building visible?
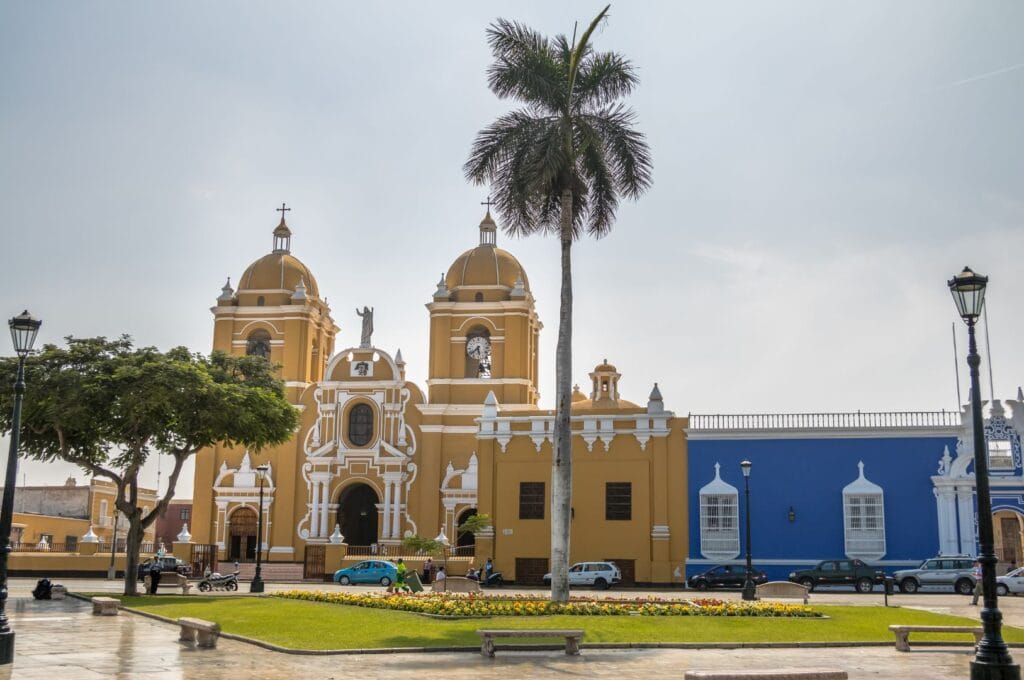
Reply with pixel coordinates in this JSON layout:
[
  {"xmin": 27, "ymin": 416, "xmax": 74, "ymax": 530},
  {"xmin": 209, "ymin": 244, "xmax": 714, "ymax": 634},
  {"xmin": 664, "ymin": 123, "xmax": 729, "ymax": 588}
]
[{"xmin": 685, "ymin": 392, "xmax": 1024, "ymax": 582}]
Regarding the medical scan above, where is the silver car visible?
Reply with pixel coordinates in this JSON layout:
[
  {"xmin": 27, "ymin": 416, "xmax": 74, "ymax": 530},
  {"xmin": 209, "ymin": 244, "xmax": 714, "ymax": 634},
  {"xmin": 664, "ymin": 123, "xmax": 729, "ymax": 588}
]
[
  {"xmin": 542, "ymin": 561, "xmax": 622, "ymax": 590},
  {"xmin": 893, "ymin": 556, "xmax": 976, "ymax": 594},
  {"xmin": 997, "ymin": 567, "xmax": 1024, "ymax": 596}
]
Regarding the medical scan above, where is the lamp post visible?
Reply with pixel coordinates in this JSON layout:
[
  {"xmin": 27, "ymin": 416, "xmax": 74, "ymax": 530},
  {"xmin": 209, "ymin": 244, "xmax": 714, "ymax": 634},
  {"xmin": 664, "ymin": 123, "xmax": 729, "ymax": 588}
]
[
  {"xmin": 0, "ymin": 311, "xmax": 42, "ymax": 665},
  {"xmin": 949, "ymin": 267, "xmax": 1020, "ymax": 680},
  {"xmin": 249, "ymin": 464, "xmax": 269, "ymax": 593},
  {"xmin": 740, "ymin": 460, "xmax": 755, "ymax": 601}
]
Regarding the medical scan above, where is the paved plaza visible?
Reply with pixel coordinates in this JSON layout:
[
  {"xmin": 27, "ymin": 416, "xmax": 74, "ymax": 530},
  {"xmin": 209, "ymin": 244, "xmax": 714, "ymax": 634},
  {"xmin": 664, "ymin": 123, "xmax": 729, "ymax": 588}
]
[{"xmin": 0, "ymin": 578, "xmax": 1019, "ymax": 679}]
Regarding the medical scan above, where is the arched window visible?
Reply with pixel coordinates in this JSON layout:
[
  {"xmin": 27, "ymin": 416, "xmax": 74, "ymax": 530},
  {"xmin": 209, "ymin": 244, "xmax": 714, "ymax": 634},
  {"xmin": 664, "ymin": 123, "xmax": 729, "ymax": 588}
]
[
  {"xmin": 256, "ymin": 296, "xmax": 265, "ymax": 307},
  {"xmin": 246, "ymin": 330, "xmax": 271, "ymax": 358},
  {"xmin": 348, "ymin": 403, "xmax": 374, "ymax": 447},
  {"xmin": 843, "ymin": 461, "xmax": 885, "ymax": 561},
  {"xmin": 474, "ymin": 292, "xmax": 484, "ymax": 302},
  {"xmin": 698, "ymin": 463, "xmax": 740, "ymax": 561}
]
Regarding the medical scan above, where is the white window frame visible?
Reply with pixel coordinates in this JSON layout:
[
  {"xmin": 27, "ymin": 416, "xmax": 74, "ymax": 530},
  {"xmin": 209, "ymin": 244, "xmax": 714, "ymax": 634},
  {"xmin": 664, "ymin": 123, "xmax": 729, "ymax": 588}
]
[
  {"xmin": 698, "ymin": 463, "xmax": 740, "ymax": 561},
  {"xmin": 989, "ymin": 440, "xmax": 1014, "ymax": 471},
  {"xmin": 842, "ymin": 461, "xmax": 886, "ymax": 561}
]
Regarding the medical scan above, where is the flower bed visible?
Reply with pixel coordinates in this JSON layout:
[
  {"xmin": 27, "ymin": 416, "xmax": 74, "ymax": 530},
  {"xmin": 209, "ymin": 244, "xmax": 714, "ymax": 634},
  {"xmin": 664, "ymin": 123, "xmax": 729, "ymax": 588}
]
[{"xmin": 275, "ymin": 590, "xmax": 819, "ymax": 618}]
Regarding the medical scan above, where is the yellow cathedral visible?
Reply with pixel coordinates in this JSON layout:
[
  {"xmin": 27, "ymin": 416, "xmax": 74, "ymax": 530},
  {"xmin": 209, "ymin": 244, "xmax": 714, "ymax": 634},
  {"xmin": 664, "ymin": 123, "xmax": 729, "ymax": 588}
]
[{"xmin": 190, "ymin": 208, "xmax": 688, "ymax": 585}]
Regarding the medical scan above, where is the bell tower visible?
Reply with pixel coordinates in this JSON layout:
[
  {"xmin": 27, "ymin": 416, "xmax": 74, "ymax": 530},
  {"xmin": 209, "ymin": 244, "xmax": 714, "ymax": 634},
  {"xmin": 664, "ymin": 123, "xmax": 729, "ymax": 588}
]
[
  {"xmin": 426, "ymin": 209, "xmax": 541, "ymax": 406},
  {"xmin": 211, "ymin": 207, "xmax": 339, "ymax": 397}
]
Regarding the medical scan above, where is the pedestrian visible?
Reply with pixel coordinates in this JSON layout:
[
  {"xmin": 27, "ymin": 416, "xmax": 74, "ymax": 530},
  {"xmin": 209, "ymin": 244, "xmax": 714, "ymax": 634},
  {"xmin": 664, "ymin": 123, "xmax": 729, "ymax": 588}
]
[
  {"xmin": 422, "ymin": 557, "xmax": 433, "ymax": 584},
  {"xmin": 395, "ymin": 558, "xmax": 408, "ymax": 592},
  {"xmin": 971, "ymin": 559, "xmax": 983, "ymax": 605},
  {"xmin": 484, "ymin": 557, "xmax": 493, "ymax": 580},
  {"xmin": 435, "ymin": 566, "xmax": 446, "ymax": 584},
  {"xmin": 149, "ymin": 559, "xmax": 162, "ymax": 595}
]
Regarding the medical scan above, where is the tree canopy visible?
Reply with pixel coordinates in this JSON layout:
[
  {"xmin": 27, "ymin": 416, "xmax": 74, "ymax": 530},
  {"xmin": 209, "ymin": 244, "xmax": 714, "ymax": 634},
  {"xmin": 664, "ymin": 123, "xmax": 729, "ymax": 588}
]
[{"xmin": 0, "ymin": 336, "xmax": 298, "ymax": 594}]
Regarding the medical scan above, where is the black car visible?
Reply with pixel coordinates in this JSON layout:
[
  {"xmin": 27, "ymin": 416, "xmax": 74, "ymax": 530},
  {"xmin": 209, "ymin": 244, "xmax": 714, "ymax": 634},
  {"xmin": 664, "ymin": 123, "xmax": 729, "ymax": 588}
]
[
  {"xmin": 688, "ymin": 565, "xmax": 768, "ymax": 591},
  {"xmin": 788, "ymin": 559, "xmax": 885, "ymax": 593},
  {"xmin": 137, "ymin": 556, "xmax": 193, "ymax": 581}
]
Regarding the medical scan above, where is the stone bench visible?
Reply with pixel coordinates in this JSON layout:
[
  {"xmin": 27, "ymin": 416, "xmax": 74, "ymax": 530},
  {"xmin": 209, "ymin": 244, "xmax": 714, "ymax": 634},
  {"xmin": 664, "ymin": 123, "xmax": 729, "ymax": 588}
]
[
  {"xmin": 888, "ymin": 624, "xmax": 983, "ymax": 652},
  {"xmin": 51, "ymin": 585, "xmax": 67, "ymax": 600},
  {"xmin": 432, "ymin": 576, "xmax": 481, "ymax": 593},
  {"xmin": 476, "ymin": 629, "xmax": 584, "ymax": 657},
  {"xmin": 755, "ymin": 581, "xmax": 810, "ymax": 604},
  {"xmin": 178, "ymin": 617, "xmax": 221, "ymax": 649},
  {"xmin": 144, "ymin": 572, "xmax": 192, "ymax": 595},
  {"xmin": 684, "ymin": 670, "xmax": 847, "ymax": 679},
  {"xmin": 92, "ymin": 596, "xmax": 120, "ymax": 616}
]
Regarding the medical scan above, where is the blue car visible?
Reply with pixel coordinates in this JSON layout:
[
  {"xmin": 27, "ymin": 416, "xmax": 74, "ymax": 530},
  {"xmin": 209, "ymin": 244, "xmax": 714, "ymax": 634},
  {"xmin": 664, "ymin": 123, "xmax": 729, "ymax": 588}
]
[{"xmin": 333, "ymin": 560, "xmax": 399, "ymax": 586}]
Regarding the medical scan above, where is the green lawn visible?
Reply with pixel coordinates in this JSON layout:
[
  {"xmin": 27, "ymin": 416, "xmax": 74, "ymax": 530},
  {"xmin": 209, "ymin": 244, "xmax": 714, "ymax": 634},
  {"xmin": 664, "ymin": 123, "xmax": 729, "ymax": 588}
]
[{"xmin": 93, "ymin": 594, "xmax": 1024, "ymax": 650}]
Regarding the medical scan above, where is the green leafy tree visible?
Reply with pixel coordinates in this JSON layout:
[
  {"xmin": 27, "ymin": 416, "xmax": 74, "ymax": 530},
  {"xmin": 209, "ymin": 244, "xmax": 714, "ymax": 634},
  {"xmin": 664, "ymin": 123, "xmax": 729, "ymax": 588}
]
[
  {"xmin": 0, "ymin": 337, "xmax": 298, "ymax": 595},
  {"xmin": 464, "ymin": 5, "xmax": 652, "ymax": 602},
  {"xmin": 401, "ymin": 513, "xmax": 492, "ymax": 566}
]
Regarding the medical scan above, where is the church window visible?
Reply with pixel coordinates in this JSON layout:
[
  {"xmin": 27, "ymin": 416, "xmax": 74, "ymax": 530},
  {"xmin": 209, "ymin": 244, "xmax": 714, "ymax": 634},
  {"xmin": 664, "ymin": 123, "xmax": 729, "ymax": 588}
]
[
  {"xmin": 605, "ymin": 482, "xmax": 632, "ymax": 520},
  {"xmin": 257, "ymin": 296, "xmax": 265, "ymax": 306},
  {"xmin": 698, "ymin": 464, "xmax": 740, "ymax": 560},
  {"xmin": 475, "ymin": 292, "xmax": 483, "ymax": 302},
  {"xmin": 842, "ymin": 461, "xmax": 886, "ymax": 561},
  {"xmin": 989, "ymin": 440, "xmax": 1014, "ymax": 470},
  {"xmin": 347, "ymin": 403, "xmax": 374, "ymax": 447},
  {"xmin": 246, "ymin": 330, "xmax": 271, "ymax": 359},
  {"xmin": 519, "ymin": 482, "xmax": 545, "ymax": 520}
]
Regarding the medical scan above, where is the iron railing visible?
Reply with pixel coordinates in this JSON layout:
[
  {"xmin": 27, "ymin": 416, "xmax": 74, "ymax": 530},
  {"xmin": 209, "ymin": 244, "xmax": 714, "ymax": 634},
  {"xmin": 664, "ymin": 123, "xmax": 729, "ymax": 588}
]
[{"xmin": 689, "ymin": 411, "xmax": 961, "ymax": 432}]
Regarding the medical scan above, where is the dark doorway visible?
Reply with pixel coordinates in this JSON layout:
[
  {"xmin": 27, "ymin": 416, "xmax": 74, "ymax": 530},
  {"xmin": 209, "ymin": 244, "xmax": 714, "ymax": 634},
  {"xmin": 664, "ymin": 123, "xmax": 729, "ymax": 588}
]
[
  {"xmin": 228, "ymin": 507, "xmax": 258, "ymax": 562},
  {"xmin": 337, "ymin": 483, "xmax": 379, "ymax": 547},
  {"xmin": 456, "ymin": 507, "xmax": 477, "ymax": 548}
]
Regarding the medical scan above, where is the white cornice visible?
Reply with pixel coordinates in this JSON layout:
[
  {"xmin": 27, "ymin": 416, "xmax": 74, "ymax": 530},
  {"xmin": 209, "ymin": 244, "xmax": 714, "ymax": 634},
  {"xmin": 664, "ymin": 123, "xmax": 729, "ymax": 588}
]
[{"xmin": 685, "ymin": 427, "xmax": 959, "ymax": 441}]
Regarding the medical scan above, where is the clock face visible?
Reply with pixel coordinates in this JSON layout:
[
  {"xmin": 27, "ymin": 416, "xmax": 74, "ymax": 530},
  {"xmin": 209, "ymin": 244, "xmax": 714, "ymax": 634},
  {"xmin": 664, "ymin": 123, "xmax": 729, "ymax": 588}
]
[{"xmin": 466, "ymin": 336, "xmax": 490, "ymax": 360}]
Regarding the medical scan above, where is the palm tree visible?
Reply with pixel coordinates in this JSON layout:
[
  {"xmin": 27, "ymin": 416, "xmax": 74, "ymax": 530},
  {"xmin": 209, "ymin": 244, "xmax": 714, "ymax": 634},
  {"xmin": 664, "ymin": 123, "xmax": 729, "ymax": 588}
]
[{"xmin": 464, "ymin": 5, "xmax": 652, "ymax": 603}]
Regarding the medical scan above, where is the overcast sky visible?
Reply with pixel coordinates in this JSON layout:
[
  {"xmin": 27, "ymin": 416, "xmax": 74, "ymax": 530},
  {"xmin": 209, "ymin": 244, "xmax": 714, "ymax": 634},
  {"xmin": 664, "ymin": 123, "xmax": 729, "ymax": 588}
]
[{"xmin": 2, "ymin": 1, "xmax": 1022, "ymax": 499}]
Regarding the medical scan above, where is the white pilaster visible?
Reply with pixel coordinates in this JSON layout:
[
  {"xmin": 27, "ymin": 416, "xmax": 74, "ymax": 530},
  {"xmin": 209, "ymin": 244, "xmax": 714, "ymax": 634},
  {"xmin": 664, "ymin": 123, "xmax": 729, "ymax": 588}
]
[
  {"xmin": 935, "ymin": 486, "xmax": 960, "ymax": 555},
  {"xmin": 311, "ymin": 478, "xmax": 322, "ymax": 539},
  {"xmin": 319, "ymin": 479, "xmax": 330, "ymax": 538},
  {"xmin": 957, "ymin": 486, "xmax": 976, "ymax": 555},
  {"xmin": 391, "ymin": 479, "xmax": 402, "ymax": 538},
  {"xmin": 382, "ymin": 481, "xmax": 393, "ymax": 539}
]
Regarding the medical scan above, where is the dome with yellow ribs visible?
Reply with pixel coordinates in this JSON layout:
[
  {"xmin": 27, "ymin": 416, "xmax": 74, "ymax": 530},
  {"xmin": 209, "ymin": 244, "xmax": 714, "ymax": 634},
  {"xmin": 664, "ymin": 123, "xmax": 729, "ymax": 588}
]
[
  {"xmin": 445, "ymin": 211, "xmax": 530, "ymax": 294},
  {"xmin": 237, "ymin": 218, "xmax": 320, "ymax": 298}
]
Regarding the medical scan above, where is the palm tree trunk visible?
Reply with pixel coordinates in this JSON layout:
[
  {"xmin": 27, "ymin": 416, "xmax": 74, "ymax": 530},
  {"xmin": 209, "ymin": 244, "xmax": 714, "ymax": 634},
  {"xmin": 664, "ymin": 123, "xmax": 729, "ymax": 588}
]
[{"xmin": 551, "ymin": 188, "xmax": 574, "ymax": 603}]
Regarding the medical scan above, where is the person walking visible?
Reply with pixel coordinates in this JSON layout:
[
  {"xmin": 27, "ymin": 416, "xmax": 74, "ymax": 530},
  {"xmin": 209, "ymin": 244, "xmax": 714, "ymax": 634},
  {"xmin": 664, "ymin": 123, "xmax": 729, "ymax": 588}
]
[
  {"xmin": 422, "ymin": 557, "xmax": 433, "ymax": 584},
  {"xmin": 484, "ymin": 557, "xmax": 494, "ymax": 580},
  {"xmin": 395, "ymin": 558, "xmax": 408, "ymax": 592},
  {"xmin": 971, "ymin": 559, "xmax": 983, "ymax": 605},
  {"xmin": 149, "ymin": 559, "xmax": 162, "ymax": 595}
]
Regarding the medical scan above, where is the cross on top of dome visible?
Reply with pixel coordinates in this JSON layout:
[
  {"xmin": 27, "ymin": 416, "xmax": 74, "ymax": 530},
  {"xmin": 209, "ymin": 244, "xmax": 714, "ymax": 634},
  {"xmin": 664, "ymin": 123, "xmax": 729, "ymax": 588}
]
[{"xmin": 273, "ymin": 203, "xmax": 292, "ymax": 253}]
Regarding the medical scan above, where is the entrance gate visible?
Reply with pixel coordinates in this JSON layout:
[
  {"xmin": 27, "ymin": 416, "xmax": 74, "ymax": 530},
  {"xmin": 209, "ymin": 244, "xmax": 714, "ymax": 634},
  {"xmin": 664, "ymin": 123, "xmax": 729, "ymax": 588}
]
[{"xmin": 304, "ymin": 544, "xmax": 326, "ymax": 581}]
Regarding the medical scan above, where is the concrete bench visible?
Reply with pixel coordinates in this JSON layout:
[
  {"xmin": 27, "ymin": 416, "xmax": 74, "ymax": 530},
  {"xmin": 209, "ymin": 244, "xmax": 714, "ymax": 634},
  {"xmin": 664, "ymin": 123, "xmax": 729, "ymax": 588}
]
[
  {"xmin": 92, "ymin": 596, "xmax": 120, "ymax": 616},
  {"xmin": 178, "ymin": 617, "xmax": 221, "ymax": 648},
  {"xmin": 684, "ymin": 670, "xmax": 847, "ymax": 679},
  {"xmin": 888, "ymin": 624, "xmax": 983, "ymax": 652},
  {"xmin": 432, "ymin": 576, "xmax": 481, "ymax": 593},
  {"xmin": 755, "ymin": 581, "xmax": 809, "ymax": 604},
  {"xmin": 476, "ymin": 629, "xmax": 584, "ymax": 657},
  {"xmin": 51, "ymin": 585, "xmax": 67, "ymax": 600},
  {"xmin": 144, "ymin": 572, "xmax": 192, "ymax": 595}
]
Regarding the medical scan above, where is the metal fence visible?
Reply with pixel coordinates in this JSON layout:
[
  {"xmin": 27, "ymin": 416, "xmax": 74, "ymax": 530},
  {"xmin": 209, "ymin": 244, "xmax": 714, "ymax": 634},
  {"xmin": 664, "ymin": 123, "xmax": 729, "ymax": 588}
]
[
  {"xmin": 346, "ymin": 544, "xmax": 476, "ymax": 558},
  {"xmin": 689, "ymin": 410, "xmax": 961, "ymax": 432}
]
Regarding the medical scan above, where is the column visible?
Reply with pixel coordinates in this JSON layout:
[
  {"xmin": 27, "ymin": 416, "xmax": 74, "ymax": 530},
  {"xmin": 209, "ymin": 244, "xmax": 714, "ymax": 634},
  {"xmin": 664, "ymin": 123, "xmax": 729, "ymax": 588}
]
[
  {"xmin": 311, "ymin": 478, "xmax": 321, "ymax": 539},
  {"xmin": 957, "ymin": 486, "xmax": 976, "ymax": 555},
  {"xmin": 391, "ymin": 478, "xmax": 402, "ymax": 539},
  {"xmin": 382, "ymin": 480, "xmax": 393, "ymax": 539},
  {"xmin": 935, "ymin": 485, "xmax": 960, "ymax": 555},
  {"xmin": 319, "ymin": 479, "xmax": 330, "ymax": 539}
]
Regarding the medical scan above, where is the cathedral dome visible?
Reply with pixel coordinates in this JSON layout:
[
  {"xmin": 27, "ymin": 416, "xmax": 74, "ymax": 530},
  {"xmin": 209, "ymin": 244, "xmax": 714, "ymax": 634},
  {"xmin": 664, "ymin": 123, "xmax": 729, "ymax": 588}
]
[
  {"xmin": 445, "ymin": 211, "xmax": 530, "ymax": 295},
  {"xmin": 238, "ymin": 253, "xmax": 320, "ymax": 297},
  {"xmin": 237, "ymin": 214, "xmax": 320, "ymax": 298}
]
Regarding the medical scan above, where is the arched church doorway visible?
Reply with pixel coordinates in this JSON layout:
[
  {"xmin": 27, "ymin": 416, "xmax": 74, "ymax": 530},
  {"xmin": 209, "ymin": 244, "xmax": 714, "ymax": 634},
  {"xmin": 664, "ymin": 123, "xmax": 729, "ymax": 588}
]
[
  {"xmin": 337, "ymin": 483, "xmax": 379, "ymax": 547},
  {"xmin": 456, "ymin": 507, "xmax": 477, "ymax": 552},
  {"xmin": 995, "ymin": 510, "xmax": 1024, "ymax": 570},
  {"xmin": 228, "ymin": 507, "xmax": 258, "ymax": 562}
]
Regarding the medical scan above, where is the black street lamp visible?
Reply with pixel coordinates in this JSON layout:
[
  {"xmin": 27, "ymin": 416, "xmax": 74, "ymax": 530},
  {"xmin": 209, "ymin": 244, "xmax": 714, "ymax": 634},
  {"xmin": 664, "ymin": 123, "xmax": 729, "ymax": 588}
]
[
  {"xmin": 249, "ymin": 463, "xmax": 270, "ymax": 593},
  {"xmin": 949, "ymin": 267, "xmax": 1020, "ymax": 680},
  {"xmin": 0, "ymin": 311, "xmax": 42, "ymax": 665},
  {"xmin": 740, "ymin": 459, "xmax": 755, "ymax": 601}
]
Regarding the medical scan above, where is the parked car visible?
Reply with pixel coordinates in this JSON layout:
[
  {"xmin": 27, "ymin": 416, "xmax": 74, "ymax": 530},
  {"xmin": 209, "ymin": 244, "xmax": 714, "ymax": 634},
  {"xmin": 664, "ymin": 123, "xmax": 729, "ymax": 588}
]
[
  {"xmin": 892, "ymin": 556, "xmax": 975, "ymax": 595},
  {"xmin": 688, "ymin": 565, "xmax": 768, "ymax": 591},
  {"xmin": 333, "ymin": 560, "xmax": 399, "ymax": 586},
  {"xmin": 136, "ymin": 556, "xmax": 193, "ymax": 581},
  {"xmin": 997, "ymin": 567, "xmax": 1024, "ymax": 596},
  {"xmin": 542, "ymin": 561, "xmax": 621, "ymax": 590},
  {"xmin": 789, "ymin": 559, "xmax": 885, "ymax": 593}
]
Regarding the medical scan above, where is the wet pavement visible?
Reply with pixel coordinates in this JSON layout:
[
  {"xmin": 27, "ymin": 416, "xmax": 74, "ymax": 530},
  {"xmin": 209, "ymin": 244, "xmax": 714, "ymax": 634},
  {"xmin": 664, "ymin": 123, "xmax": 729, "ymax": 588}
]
[{"xmin": 0, "ymin": 578, "xmax": 1014, "ymax": 679}]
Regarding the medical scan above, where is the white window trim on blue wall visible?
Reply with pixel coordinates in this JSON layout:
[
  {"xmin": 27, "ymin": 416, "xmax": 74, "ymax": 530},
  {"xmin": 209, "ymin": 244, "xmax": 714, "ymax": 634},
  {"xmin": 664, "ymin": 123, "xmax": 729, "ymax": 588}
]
[
  {"xmin": 842, "ymin": 460, "xmax": 886, "ymax": 561},
  {"xmin": 699, "ymin": 463, "xmax": 740, "ymax": 561}
]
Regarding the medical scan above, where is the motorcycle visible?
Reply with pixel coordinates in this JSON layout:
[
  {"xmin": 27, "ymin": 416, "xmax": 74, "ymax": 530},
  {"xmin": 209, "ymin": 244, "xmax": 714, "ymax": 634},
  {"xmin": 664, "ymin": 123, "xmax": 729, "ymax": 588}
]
[
  {"xmin": 480, "ymin": 571, "xmax": 504, "ymax": 588},
  {"xmin": 197, "ymin": 569, "xmax": 240, "ymax": 592}
]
